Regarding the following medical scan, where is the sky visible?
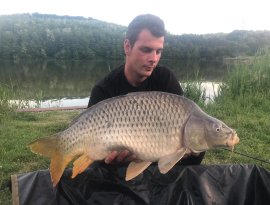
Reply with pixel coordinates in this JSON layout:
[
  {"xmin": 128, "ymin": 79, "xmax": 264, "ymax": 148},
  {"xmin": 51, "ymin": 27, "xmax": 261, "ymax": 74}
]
[{"xmin": 0, "ymin": 0, "xmax": 270, "ymax": 35}]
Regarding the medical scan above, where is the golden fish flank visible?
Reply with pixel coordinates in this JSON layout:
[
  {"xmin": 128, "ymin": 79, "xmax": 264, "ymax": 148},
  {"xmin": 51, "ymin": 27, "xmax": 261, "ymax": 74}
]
[{"xmin": 29, "ymin": 91, "xmax": 240, "ymax": 186}]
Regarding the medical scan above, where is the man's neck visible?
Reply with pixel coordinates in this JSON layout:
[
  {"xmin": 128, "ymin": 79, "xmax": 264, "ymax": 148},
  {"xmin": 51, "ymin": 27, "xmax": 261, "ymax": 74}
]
[{"xmin": 124, "ymin": 66, "xmax": 146, "ymax": 87}]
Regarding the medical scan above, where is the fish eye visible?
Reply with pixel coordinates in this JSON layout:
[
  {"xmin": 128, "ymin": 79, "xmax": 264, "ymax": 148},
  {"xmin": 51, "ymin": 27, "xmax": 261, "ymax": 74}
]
[{"xmin": 216, "ymin": 128, "xmax": 220, "ymax": 132}]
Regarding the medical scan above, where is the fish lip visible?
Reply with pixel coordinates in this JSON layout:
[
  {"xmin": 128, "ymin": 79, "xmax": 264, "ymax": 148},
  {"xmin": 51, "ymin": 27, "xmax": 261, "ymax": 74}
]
[{"xmin": 226, "ymin": 132, "xmax": 240, "ymax": 147}]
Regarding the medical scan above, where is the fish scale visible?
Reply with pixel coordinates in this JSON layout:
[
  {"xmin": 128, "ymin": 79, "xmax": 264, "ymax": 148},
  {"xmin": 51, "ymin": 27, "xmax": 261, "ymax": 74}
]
[
  {"xmin": 29, "ymin": 91, "xmax": 239, "ymax": 186},
  {"xmin": 68, "ymin": 93, "xmax": 185, "ymax": 156}
]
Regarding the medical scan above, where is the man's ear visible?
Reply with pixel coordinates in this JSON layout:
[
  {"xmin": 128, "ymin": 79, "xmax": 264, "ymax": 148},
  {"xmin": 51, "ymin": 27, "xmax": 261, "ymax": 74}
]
[{"xmin": 124, "ymin": 39, "xmax": 131, "ymax": 55}]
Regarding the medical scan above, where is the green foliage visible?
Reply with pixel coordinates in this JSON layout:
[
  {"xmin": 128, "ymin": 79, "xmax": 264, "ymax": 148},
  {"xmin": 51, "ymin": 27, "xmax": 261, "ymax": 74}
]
[
  {"xmin": 0, "ymin": 84, "xmax": 14, "ymax": 122},
  {"xmin": 0, "ymin": 84, "xmax": 29, "ymax": 122},
  {"xmin": 1, "ymin": 14, "xmax": 270, "ymax": 61},
  {"xmin": 0, "ymin": 82, "xmax": 41, "ymax": 122},
  {"xmin": 182, "ymin": 71, "xmax": 206, "ymax": 107},
  {"xmin": 216, "ymin": 47, "xmax": 270, "ymax": 103},
  {"xmin": 203, "ymin": 48, "xmax": 270, "ymax": 169},
  {"xmin": 0, "ymin": 13, "xmax": 126, "ymax": 60}
]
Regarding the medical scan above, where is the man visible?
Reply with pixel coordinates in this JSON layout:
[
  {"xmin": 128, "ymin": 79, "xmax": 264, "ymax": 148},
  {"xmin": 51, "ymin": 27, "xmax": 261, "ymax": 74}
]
[{"xmin": 88, "ymin": 14, "xmax": 205, "ymax": 167}]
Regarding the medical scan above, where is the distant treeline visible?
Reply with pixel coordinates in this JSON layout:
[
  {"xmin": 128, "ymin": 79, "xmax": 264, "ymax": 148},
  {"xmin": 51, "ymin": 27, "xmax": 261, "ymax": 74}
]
[{"xmin": 1, "ymin": 13, "xmax": 270, "ymax": 61}]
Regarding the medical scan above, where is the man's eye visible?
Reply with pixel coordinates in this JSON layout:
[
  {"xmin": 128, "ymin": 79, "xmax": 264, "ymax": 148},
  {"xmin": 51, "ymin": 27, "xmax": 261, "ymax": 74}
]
[
  {"xmin": 140, "ymin": 47, "xmax": 152, "ymax": 53},
  {"xmin": 156, "ymin": 49, "xmax": 163, "ymax": 55}
]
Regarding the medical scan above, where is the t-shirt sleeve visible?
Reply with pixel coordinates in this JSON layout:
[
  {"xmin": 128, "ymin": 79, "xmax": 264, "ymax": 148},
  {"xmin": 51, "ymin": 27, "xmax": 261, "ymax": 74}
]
[
  {"xmin": 87, "ymin": 85, "xmax": 109, "ymax": 108},
  {"xmin": 161, "ymin": 68, "xmax": 184, "ymax": 96}
]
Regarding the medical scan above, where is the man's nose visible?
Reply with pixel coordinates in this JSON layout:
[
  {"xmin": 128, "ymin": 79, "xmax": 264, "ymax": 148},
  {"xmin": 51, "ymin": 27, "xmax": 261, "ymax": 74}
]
[{"xmin": 149, "ymin": 51, "xmax": 159, "ymax": 62}]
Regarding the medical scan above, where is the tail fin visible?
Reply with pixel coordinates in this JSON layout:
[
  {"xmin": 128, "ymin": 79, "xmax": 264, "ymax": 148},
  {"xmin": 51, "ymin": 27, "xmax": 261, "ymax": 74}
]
[
  {"xmin": 28, "ymin": 134, "xmax": 74, "ymax": 187},
  {"xmin": 29, "ymin": 134, "xmax": 59, "ymax": 157}
]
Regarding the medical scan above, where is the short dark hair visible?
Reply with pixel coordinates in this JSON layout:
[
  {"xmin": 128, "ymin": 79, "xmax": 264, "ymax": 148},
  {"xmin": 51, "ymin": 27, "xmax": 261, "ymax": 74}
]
[{"xmin": 126, "ymin": 14, "xmax": 166, "ymax": 47}]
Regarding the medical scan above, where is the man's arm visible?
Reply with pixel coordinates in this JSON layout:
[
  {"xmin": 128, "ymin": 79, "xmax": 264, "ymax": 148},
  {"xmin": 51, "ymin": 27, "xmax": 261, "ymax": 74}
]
[
  {"xmin": 156, "ymin": 66, "xmax": 183, "ymax": 96},
  {"xmin": 88, "ymin": 85, "xmax": 109, "ymax": 108}
]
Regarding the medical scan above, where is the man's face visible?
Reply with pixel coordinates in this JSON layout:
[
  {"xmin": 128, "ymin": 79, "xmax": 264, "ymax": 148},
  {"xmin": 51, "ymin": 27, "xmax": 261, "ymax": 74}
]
[{"xmin": 124, "ymin": 29, "xmax": 164, "ymax": 80}]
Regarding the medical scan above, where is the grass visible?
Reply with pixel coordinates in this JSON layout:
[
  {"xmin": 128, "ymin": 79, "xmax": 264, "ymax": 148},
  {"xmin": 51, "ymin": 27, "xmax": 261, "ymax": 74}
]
[
  {"xmin": 0, "ymin": 84, "xmax": 16, "ymax": 123},
  {"xmin": 0, "ymin": 83, "xmax": 31, "ymax": 123},
  {"xmin": 0, "ymin": 111, "xmax": 80, "ymax": 204},
  {"xmin": 1, "ymin": 49, "xmax": 270, "ymax": 204},
  {"xmin": 203, "ymin": 101, "xmax": 270, "ymax": 167},
  {"xmin": 182, "ymin": 70, "xmax": 207, "ymax": 107}
]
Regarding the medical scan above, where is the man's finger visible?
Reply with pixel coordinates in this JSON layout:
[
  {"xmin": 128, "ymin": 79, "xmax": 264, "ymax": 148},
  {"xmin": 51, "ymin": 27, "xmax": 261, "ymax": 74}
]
[
  {"xmin": 105, "ymin": 151, "xmax": 118, "ymax": 164},
  {"xmin": 116, "ymin": 150, "xmax": 130, "ymax": 162},
  {"xmin": 125, "ymin": 154, "xmax": 137, "ymax": 162}
]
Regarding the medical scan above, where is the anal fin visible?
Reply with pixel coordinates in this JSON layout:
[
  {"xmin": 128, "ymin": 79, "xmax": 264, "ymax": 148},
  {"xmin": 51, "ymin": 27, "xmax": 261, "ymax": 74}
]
[
  {"xmin": 126, "ymin": 161, "xmax": 152, "ymax": 181},
  {"xmin": 50, "ymin": 153, "xmax": 74, "ymax": 187},
  {"xmin": 72, "ymin": 154, "xmax": 93, "ymax": 178},
  {"xmin": 158, "ymin": 148, "xmax": 187, "ymax": 174}
]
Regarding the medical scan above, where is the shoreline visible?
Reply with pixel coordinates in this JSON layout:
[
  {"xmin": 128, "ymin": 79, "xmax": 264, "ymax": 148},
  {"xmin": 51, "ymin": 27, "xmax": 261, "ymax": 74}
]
[{"xmin": 16, "ymin": 106, "xmax": 87, "ymax": 112}]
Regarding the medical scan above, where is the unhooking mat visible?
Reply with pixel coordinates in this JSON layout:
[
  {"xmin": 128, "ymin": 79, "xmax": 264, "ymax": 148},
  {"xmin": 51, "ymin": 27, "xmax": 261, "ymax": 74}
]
[{"xmin": 11, "ymin": 164, "xmax": 270, "ymax": 205}]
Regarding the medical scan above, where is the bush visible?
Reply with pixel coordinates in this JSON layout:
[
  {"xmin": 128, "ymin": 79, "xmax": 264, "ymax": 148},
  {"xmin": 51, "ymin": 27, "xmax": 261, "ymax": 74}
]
[
  {"xmin": 218, "ymin": 47, "xmax": 270, "ymax": 100},
  {"xmin": 0, "ymin": 84, "xmax": 29, "ymax": 122}
]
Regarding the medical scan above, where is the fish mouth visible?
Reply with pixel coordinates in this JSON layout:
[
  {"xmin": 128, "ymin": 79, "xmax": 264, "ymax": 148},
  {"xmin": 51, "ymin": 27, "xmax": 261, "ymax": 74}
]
[{"xmin": 226, "ymin": 131, "xmax": 240, "ymax": 150}]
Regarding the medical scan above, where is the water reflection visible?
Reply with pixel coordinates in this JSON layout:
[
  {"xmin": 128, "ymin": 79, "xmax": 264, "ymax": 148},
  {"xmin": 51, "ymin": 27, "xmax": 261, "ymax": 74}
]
[
  {"xmin": 22, "ymin": 82, "xmax": 221, "ymax": 108},
  {"xmin": 198, "ymin": 82, "xmax": 220, "ymax": 103},
  {"xmin": 22, "ymin": 97, "xmax": 90, "ymax": 108},
  {"xmin": 0, "ymin": 59, "xmax": 228, "ymax": 108},
  {"xmin": 0, "ymin": 59, "xmax": 120, "ymax": 99}
]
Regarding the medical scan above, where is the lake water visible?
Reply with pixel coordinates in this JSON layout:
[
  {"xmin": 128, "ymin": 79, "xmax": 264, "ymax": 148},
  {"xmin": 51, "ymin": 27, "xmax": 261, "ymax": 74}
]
[{"xmin": 0, "ymin": 59, "xmax": 229, "ymax": 108}]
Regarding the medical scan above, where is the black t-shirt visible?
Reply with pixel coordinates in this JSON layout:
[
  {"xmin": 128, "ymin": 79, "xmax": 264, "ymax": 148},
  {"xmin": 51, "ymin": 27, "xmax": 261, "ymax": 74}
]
[{"xmin": 88, "ymin": 64, "xmax": 183, "ymax": 107}]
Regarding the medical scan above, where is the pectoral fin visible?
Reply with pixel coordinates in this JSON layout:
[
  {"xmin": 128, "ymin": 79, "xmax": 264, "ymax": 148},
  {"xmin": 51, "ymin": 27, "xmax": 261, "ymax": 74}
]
[
  {"xmin": 72, "ymin": 154, "xmax": 93, "ymax": 178},
  {"xmin": 158, "ymin": 148, "xmax": 187, "ymax": 174},
  {"xmin": 126, "ymin": 161, "xmax": 152, "ymax": 181}
]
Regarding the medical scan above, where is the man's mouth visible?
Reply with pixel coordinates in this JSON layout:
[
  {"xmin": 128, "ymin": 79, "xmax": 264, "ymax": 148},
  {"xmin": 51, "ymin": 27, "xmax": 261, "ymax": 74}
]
[{"xmin": 144, "ymin": 65, "xmax": 155, "ymax": 70}]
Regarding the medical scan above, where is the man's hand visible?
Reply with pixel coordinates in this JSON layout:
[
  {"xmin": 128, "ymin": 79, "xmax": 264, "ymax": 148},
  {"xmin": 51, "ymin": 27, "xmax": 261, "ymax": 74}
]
[
  {"xmin": 104, "ymin": 150, "xmax": 200, "ymax": 164},
  {"xmin": 104, "ymin": 150, "xmax": 137, "ymax": 164}
]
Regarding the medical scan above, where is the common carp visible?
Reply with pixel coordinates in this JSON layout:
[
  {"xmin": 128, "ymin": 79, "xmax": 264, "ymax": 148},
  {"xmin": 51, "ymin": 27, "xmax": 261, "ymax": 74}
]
[{"xmin": 29, "ymin": 91, "xmax": 239, "ymax": 186}]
